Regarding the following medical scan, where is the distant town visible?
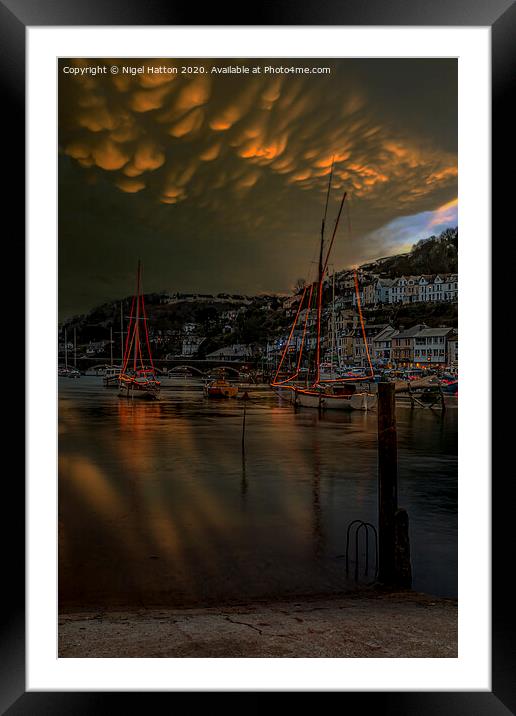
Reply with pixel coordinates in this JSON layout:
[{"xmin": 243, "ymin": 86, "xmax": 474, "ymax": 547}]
[{"xmin": 59, "ymin": 227, "xmax": 458, "ymax": 373}]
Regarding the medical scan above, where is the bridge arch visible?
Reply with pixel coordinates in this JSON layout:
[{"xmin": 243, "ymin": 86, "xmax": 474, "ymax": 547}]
[
  {"xmin": 167, "ymin": 364, "xmax": 205, "ymax": 376},
  {"xmin": 208, "ymin": 365, "xmax": 241, "ymax": 376}
]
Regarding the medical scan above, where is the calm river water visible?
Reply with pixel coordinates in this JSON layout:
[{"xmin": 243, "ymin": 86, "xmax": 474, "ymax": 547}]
[{"xmin": 58, "ymin": 377, "xmax": 457, "ymax": 609}]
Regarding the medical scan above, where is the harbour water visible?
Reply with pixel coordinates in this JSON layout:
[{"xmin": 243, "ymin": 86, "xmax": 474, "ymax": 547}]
[{"xmin": 58, "ymin": 377, "xmax": 457, "ymax": 609}]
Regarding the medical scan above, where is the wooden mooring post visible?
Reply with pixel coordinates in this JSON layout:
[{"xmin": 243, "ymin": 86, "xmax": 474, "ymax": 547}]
[{"xmin": 377, "ymin": 382, "xmax": 412, "ymax": 588}]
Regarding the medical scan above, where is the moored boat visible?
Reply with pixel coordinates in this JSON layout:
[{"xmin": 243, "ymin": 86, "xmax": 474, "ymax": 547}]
[
  {"xmin": 293, "ymin": 385, "xmax": 376, "ymax": 411},
  {"xmin": 103, "ymin": 365, "xmax": 121, "ymax": 388},
  {"xmin": 119, "ymin": 369, "xmax": 160, "ymax": 399},
  {"xmin": 58, "ymin": 366, "xmax": 81, "ymax": 379},
  {"xmin": 118, "ymin": 261, "xmax": 160, "ymax": 400},
  {"xmin": 204, "ymin": 378, "xmax": 238, "ymax": 398},
  {"xmin": 270, "ymin": 161, "xmax": 376, "ymax": 412}
]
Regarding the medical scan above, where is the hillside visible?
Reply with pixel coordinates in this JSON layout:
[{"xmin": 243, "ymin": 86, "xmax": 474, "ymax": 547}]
[
  {"xmin": 370, "ymin": 227, "xmax": 458, "ymax": 278},
  {"xmin": 60, "ymin": 226, "xmax": 458, "ymax": 360}
]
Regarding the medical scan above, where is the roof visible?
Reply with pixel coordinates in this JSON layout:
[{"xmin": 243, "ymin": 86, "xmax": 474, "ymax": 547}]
[
  {"xmin": 350, "ymin": 324, "xmax": 388, "ymax": 338},
  {"xmin": 205, "ymin": 344, "xmax": 253, "ymax": 358},
  {"xmin": 394, "ymin": 324, "xmax": 429, "ymax": 339},
  {"xmin": 414, "ymin": 328, "xmax": 454, "ymax": 338},
  {"xmin": 373, "ymin": 326, "xmax": 398, "ymax": 341}
]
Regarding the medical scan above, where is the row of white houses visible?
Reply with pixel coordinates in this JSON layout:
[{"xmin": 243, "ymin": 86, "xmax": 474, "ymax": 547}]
[{"xmin": 353, "ymin": 273, "xmax": 458, "ymax": 306}]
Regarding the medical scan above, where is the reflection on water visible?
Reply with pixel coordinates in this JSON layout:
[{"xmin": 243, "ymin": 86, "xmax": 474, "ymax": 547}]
[{"xmin": 59, "ymin": 377, "xmax": 457, "ymax": 609}]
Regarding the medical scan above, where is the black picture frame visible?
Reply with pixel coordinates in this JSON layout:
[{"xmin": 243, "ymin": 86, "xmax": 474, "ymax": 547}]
[{"xmin": 4, "ymin": 0, "xmax": 510, "ymax": 709}]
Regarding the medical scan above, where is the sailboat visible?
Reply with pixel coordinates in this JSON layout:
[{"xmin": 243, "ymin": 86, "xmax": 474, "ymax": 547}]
[
  {"xmin": 104, "ymin": 307, "xmax": 125, "ymax": 388},
  {"xmin": 271, "ymin": 162, "xmax": 376, "ymax": 412},
  {"xmin": 58, "ymin": 326, "xmax": 80, "ymax": 378},
  {"xmin": 118, "ymin": 261, "xmax": 160, "ymax": 400}
]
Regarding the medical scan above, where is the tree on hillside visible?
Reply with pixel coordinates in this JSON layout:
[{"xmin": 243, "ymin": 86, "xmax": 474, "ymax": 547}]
[{"xmin": 294, "ymin": 278, "xmax": 306, "ymax": 294}]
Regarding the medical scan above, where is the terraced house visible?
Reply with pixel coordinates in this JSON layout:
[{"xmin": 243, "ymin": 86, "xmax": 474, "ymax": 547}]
[
  {"xmin": 386, "ymin": 274, "xmax": 458, "ymax": 304},
  {"xmin": 413, "ymin": 327, "xmax": 455, "ymax": 367},
  {"xmin": 391, "ymin": 324, "xmax": 428, "ymax": 366}
]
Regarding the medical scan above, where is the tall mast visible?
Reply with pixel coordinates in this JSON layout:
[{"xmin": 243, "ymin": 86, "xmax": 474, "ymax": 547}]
[
  {"xmin": 64, "ymin": 327, "xmax": 68, "ymax": 369},
  {"xmin": 73, "ymin": 327, "xmax": 77, "ymax": 367},
  {"xmin": 120, "ymin": 302, "xmax": 124, "ymax": 364},
  {"xmin": 133, "ymin": 259, "xmax": 141, "ymax": 371},
  {"xmin": 314, "ymin": 160, "xmax": 334, "ymax": 385},
  {"xmin": 331, "ymin": 268, "xmax": 336, "ymax": 373},
  {"xmin": 110, "ymin": 326, "xmax": 113, "ymax": 366}
]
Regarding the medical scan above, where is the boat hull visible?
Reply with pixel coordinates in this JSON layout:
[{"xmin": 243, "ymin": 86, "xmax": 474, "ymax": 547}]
[
  {"xmin": 204, "ymin": 385, "xmax": 238, "ymax": 398},
  {"xmin": 393, "ymin": 376, "xmax": 435, "ymax": 393},
  {"xmin": 293, "ymin": 388, "xmax": 376, "ymax": 411},
  {"xmin": 118, "ymin": 379, "xmax": 160, "ymax": 400},
  {"xmin": 104, "ymin": 376, "xmax": 120, "ymax": 388}
]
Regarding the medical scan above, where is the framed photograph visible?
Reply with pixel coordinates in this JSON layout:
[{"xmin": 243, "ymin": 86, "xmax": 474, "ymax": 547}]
[{"xmin": 4, "ymin": 0, "xmax": 511, "ymax": 708}]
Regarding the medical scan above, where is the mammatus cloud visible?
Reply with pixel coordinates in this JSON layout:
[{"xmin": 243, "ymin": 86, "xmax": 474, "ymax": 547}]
[
  {"xmin": 60, "ymin": 59, "xmax": 457, "ymax": 211},
  {"xmin": 58, "ymin": 58, "xmax": 457, "ymax": 316}
]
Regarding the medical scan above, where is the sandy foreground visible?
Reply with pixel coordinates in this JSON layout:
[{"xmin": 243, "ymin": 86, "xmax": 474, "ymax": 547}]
[{"xmin": 59, "ymin": 591, "xmax": 457, "ymax": 658}]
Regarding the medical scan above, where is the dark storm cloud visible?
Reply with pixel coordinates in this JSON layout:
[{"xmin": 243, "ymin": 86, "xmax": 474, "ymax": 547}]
[{"xmin": 58, "ymin": 58, "xmax": 457, "ymax": 317}]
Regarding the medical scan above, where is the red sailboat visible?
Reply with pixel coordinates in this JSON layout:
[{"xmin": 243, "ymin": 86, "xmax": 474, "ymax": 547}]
[
  {"xmin": 271, "ymin": 162, "xmax": 376, "ymax": 411},
  {"xmin": 118, "ymin": 261, "xmax": 160, "ymax": 400}
]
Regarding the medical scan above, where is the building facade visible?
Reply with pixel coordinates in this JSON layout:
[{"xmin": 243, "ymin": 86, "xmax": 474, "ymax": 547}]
[{"xmin": 413, "ymin": 328, "xmax": 454, "ymax": 366}]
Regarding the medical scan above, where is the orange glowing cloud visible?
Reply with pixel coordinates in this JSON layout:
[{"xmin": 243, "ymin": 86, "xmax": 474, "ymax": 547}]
[
  {"xmin": 91, "ymin": 138, "xmax": 129, "ymax": 170},
  {"xmin": 130, "ymin": 84, "xmax": 173, "ymax": 112},
  {"xmin": 174, "ymin": 76, "xmax": 211, "ymax": 113},
  {"xmin": 65, "ymin": 141, "xmax": 91, "ymax": 161},
  {"xmin": 199, "ymin": 142, "xmax": 221, "ymax": 161},
  {"xmin": 425, "ymin": 166, "xmax": 458, "ymax": 185},
  {"xmin": 169, "ymin": 108, "xmax": 204, "ymax": 137},
  {"xmin": 77, "ymin": 105, "xmax": 119, "ymax": 132},
  {"xmin": 235, "ymin": 171, "xmax": 260, "ymax": 189},
  {"xmin": 314, "ymin": 155, "xmax": 335, "ymax": 169},
  {"xmin": 123, "ymin": 140, "xmax": 165, "ymax": 176},
  {"xmin": 60, "ymin": 57, "xmax": 457, "ymax": 239},
  {"xmin": 238, "ymin": 133, "xmax": 288, "ymax": 162},
  {"xmin": 116, "ymin": 177, "xmax": 146, "ymax": 193},
  {"xmin": 288, "ymin": 169, "xmax": 312, "ymax": 183},
  {"xmin": 111, "ymin": 124, "xmax": 139, "ymax": 144},
  {"xmin": 210, "ymin": 106, "xmax": 243, "ymax": 131},
  {"xmin": 162, "ymin": 186, "xmax": 184, "ymax": 198},
  {"xmin": 111, "ymin": 74, "xmax": 132, "ymax": 92},
  {"xmin": 261, "ymin": 78, "xmax": 282, "ymax": 106}
]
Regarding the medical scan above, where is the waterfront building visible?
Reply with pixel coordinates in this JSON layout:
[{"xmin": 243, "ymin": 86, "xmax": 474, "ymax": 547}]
[
  {"xmin": 391, "ymin": 324, "xmax": 428, "ymax": 366},
  {"xmin": 351, "ymin": 324, "xmax": 389, "ymax": 366},
  {"xmin": 181, "ymin": 335, "xmax": 205, "ymax": 357},
  {"xmin": 371, "ymin": 325, "xmax": 398, "ymax": 365},
  {"xmin": 447, "ymin": 332, "xmax": 458, "ymax": 369},
  {"xmin": 205, "ymin": 344, "xmax": 254, "ymax": 361},
  {"xmin": 413, "ymin": 327, "xmax": 455, "ymax": 366}
]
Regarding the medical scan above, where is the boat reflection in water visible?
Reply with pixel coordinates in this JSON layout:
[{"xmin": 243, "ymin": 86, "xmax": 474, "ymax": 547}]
[{"xmin": 59, "ymin": 378, "xmax": 457, "ymax": 609}]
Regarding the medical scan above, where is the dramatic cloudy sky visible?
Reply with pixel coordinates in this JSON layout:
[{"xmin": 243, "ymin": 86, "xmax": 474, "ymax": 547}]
[{"xmin": 58, "ymin": 58, "xmax": 457, "ymax": 318}]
